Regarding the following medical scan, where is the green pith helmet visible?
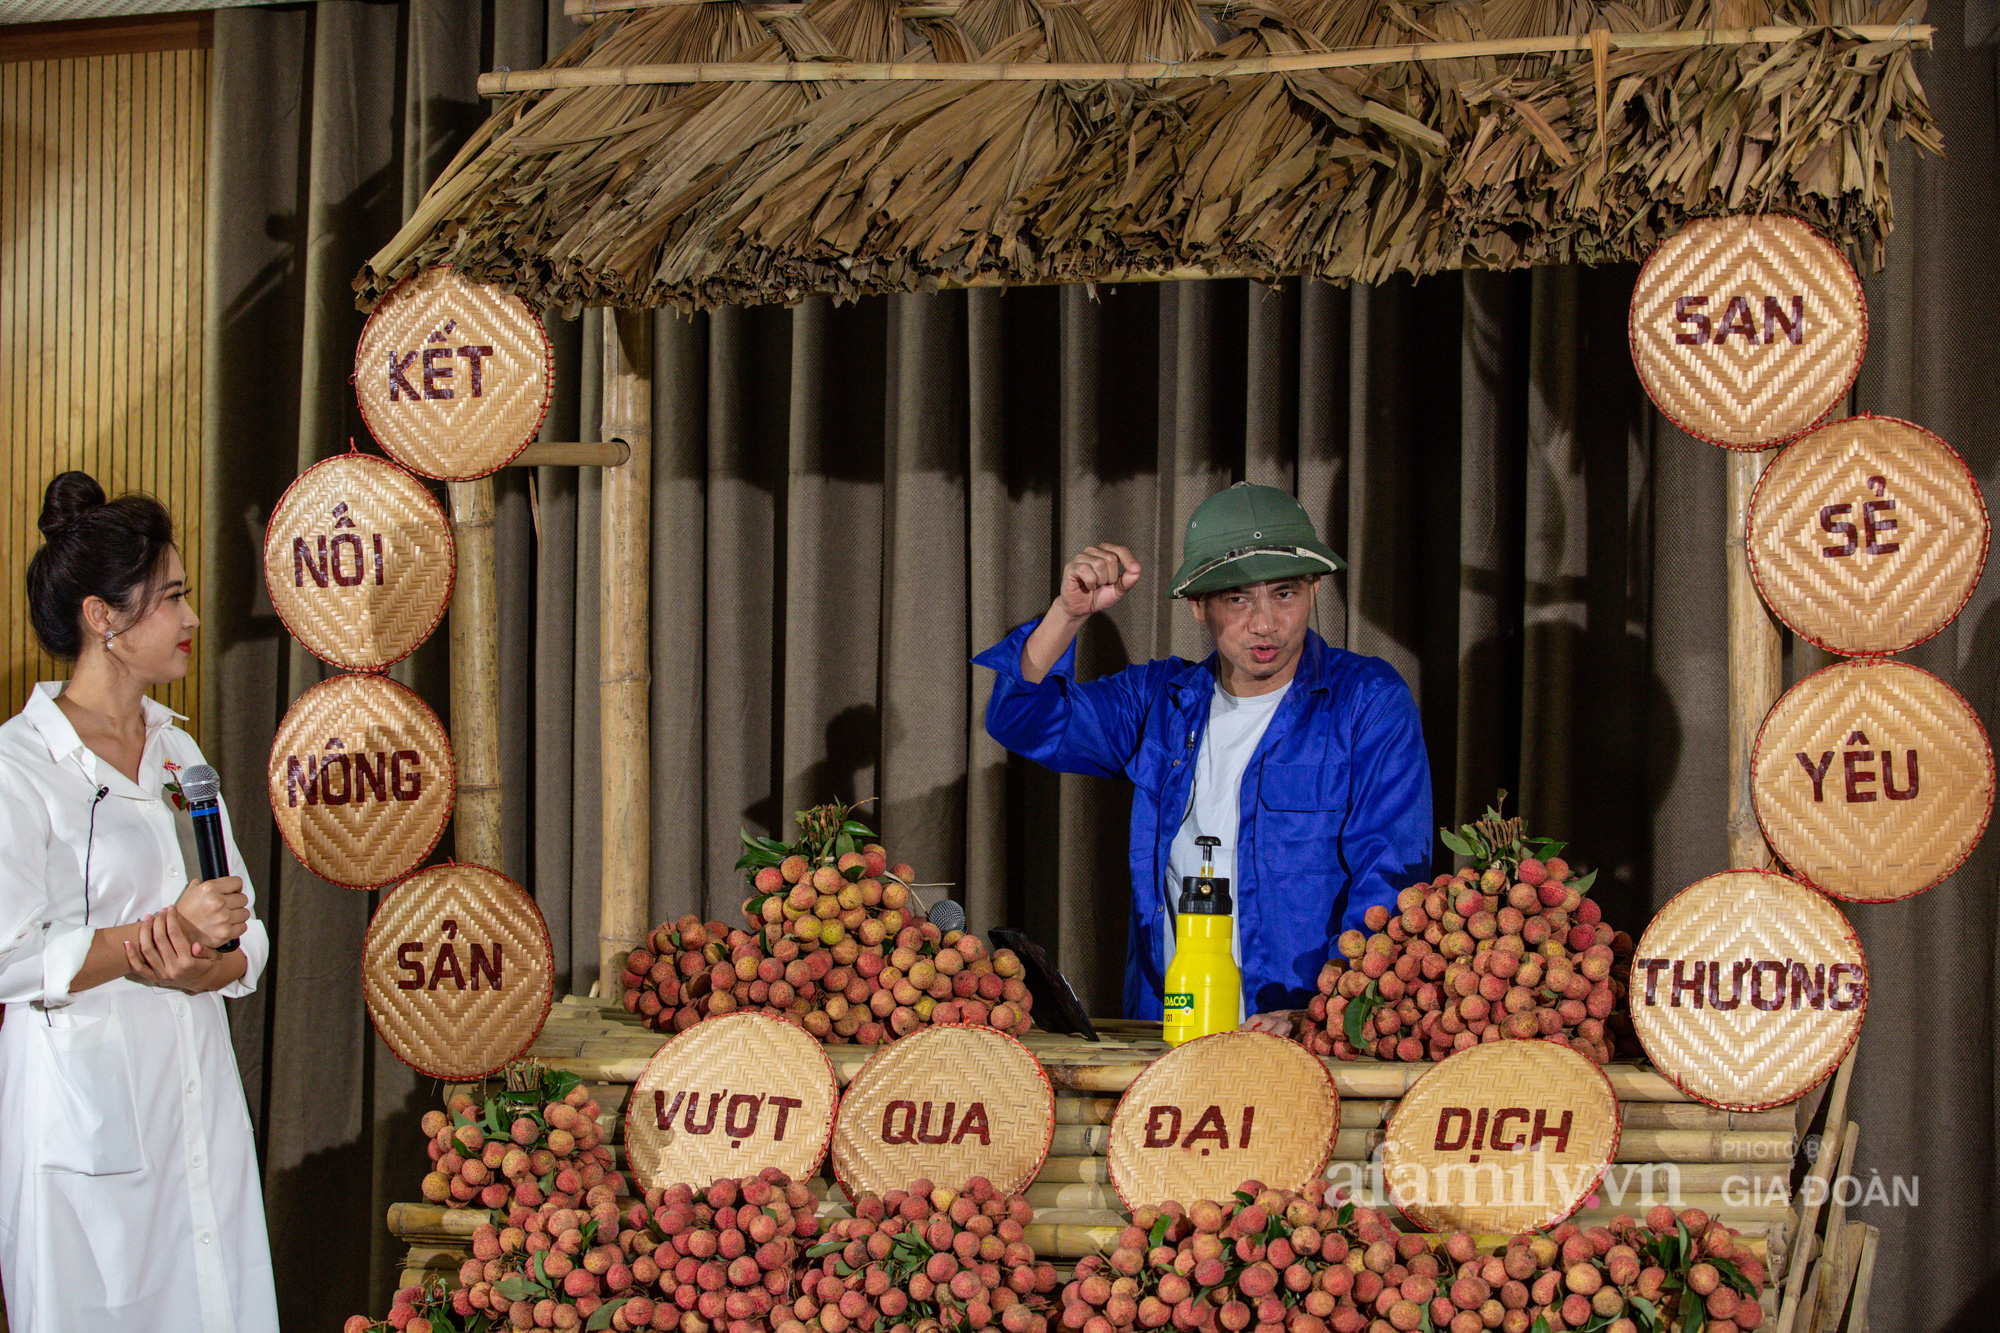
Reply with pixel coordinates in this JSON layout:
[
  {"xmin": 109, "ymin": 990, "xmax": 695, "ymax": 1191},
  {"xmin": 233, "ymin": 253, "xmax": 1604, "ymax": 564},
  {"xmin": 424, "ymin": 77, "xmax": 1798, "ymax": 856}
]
[{"xmin": 1168, "ymin": 482, "xmax": 1346, "ymax": 599}]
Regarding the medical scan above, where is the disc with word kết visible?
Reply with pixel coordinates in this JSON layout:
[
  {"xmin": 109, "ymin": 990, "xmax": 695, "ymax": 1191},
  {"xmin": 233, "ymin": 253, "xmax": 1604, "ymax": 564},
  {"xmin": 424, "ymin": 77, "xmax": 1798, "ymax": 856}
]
[
  {"xmin": 361, "ymin": 862, "xmax": 554, "ymax": 1081},
  {"xmin": 1752, "ymin": 658, "xmax": 1995, "ymax": 902},
  {"xmin": 354, "ymin": 266, "xmax": 553, "ymax": 481},
  {"xmin": 1629, "ymin": 870, "xmax": 1867, "ymax": 1111},
  {"xmin": 1747, "ymin": 416, "xmax": 1990, "ymax": 657},
  {"xmin": 267, "ymin": 672, "xmax": 456, "ymax": 889},
  {"xmin": 1380, "ymin": 1040, "xmax": 1620, "ymax": 1235},
  {"xmin": 1628, "ymin": 215, "xmax": 1866, "ymax": 449},
  {"xmin": 263, "ymin": 451, "xmax": 456, "ymax": 672},
  {"xmin": 829, "ymin": 1023, "xmax": 1055, "ymax": 1198},
  {"xmin": 624, "ymin": 1013, "xmax": 841, "ymax": 1192},
  {"xmin": 1105, "ymin": 1030, "xmax": 1339, "ymax": 1211}
]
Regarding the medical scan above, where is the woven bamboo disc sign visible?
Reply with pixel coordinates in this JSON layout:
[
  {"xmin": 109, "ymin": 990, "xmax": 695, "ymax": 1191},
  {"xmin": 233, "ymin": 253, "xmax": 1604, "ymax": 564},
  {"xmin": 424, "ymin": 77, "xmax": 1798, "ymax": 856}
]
[
  {"xmin": 1628, "ymin": 215, "xmax": 1866, "ymax": 449},
  {"xmin": 829, "ymin": 1023, "xmax": 1055, "ymax": 1198},
  {"xmin": 1752, "ymin": 658, "xmax": 1994, "ymax": 901},
  {"xmin": 361, "ymin": 863, "xmax": 554, "ymax": 1080},
  {"xmin": 267, "ymin": 673, "xmax": 456, "ymax": 889},
  {"xmin": 1748, "ymin": 416, "xmax": 1989, "ymax": 656},
  {"xmin": 1630, "ymin": 871, "xmax": 1867, "ymax": 1111},
  {"xmin": 624, "ymin": 1013, "xmax": 840, "ymax": 1191},
  {"xmin": 1105, "ymin": 1031, "xmax": 1339, "ymax": 1210},
  {"xmin": 354, "ymin": 266, "xmax": 552, "ymax": 480},
  {"xmin": 1380, "ymin": 1041, "xmax": 1619, "ymax": 1234},
  {"xmin": 263, "ymin": 451, "xmax": 456, "ymax": 671}
]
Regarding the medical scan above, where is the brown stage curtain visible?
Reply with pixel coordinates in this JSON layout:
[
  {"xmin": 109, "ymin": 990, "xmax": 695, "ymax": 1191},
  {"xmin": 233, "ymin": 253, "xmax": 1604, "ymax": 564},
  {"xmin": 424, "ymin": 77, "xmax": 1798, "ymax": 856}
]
[{"xmin": 197, "ymin": 1, "xmax": 1999, "ymax": 1326}]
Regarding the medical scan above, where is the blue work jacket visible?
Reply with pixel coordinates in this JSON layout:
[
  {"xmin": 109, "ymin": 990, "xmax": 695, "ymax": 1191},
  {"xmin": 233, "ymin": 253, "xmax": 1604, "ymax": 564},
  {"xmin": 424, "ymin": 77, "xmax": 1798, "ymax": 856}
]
[{"xmin": 974, "ymin": 620, "xmax": 1433, "ymax": 1020}]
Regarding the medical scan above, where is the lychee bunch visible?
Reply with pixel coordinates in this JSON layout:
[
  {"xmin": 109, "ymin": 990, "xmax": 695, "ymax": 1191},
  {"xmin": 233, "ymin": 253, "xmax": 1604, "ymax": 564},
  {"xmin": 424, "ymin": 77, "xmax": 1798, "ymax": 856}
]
[
  {"xmin": 342, "ymin": 1278, "xmax": 465, "ymax": 1333},
  {"xmin": 419, "ymin": 1068, "xmax": 621, "ymax": 1214}
]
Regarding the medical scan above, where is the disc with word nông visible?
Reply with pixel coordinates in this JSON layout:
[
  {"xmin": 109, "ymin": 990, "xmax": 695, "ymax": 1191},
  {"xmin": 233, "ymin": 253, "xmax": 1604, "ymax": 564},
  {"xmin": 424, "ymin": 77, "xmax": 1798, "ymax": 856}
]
[
  {"xmin": 362, "ymin": 863, "xmax": 553, "ymax": 1081},
  {"xmin": 1629, "ymin": 870, "xmax": 1867, "ymax": 1111}
]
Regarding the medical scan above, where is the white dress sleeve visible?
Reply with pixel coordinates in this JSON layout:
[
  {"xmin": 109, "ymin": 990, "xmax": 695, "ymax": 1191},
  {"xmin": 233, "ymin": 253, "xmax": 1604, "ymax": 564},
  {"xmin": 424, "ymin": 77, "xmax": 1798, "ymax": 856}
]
[{"xmin": 0, "ymin": 759, "xmax": 96, "ymax": 1007}]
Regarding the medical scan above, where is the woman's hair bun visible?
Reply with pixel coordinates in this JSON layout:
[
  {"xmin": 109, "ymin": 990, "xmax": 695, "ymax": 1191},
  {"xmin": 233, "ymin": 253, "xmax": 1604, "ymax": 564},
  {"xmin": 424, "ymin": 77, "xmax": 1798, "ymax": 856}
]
[{"xmin": 39, "ymin": 471, "xmax": 108, "ymax": 540}]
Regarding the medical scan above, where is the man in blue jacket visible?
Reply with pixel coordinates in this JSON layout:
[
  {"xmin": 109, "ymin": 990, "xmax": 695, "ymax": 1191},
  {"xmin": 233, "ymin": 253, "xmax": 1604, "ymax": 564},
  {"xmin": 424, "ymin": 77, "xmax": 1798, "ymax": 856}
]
[{"xmin": 973, "ymin": 483, "xmax": 1433, "ymax": 1027}]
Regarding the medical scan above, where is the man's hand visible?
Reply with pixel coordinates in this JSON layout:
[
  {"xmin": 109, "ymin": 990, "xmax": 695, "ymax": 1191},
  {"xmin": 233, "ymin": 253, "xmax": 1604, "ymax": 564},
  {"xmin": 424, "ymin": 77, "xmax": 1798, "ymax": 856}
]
[
  {"xmin": 1057, "ymin": 544, "xmax": 1142, "ymax": 621},
  {"xmin": 125, "ymin": 909, "xmax": 219, "ymax": 993},
  {"xmin": 1241, "ymin": 1009, "xmax": 1305, "ymax": 1038},
  {"xmin": 174, "ymin": 875, "xmax": 248, "ymax": 952}
]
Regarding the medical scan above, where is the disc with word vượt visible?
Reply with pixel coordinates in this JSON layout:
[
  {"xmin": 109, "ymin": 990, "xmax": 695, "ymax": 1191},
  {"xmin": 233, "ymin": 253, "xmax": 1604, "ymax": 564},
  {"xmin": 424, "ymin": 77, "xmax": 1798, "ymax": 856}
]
[
  {"xmin": 624, "ymin": 1013, "xmax": 841, "ymax": 1192},
  {"xmin": 1628, "ymin": 215, "xmax": 1866, "ymax": 449},
  {"xmin": 1747, "ymin": 416, "xmax": 1990, "ymax": 657},
  {"xmin": 267, "ymin": 672, "xmax": 456, "ymax": 889},
  {"xmin": 354, "ymin": 266, "xmax": 553, "ymax": 481},
  {"xmin": 1752, "ymin": 658, "xmax": 1994, "ymax": 902},
  {"xmin": 1380, "ymin": 1040, "xmax": 1620, "ymax": 1234},
  {"xmin": 1106, "ymin": 1030, "xmax": 1339, "ymax": 1211},
  {"xmin": 1629, "ymin": 870, "xmax": 1867, "ymax": 1111},
  {"xmin": 361, "ymin": 863, "xmax": 554, "ymax": 1081},
  {"xmin": 829, "ymin": 1023, "xmax": 1055, "ymax": 1199},
  {"xmin": 263, "ymin": 451, "xmax": 456, "ymax": 672}
]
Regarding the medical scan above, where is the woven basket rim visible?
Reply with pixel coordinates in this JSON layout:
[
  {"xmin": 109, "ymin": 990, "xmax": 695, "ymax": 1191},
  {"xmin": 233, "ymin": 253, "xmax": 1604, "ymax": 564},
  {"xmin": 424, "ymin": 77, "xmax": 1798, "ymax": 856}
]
[
  {"xmin": 360, "ymin": 860, "xmax": 555, "ymax": 1081},
  {"xmin": 828, "ymin": 1021, "xmax": 1056, "ymax": 1200},
  {"xmin": 1750, "ymin": 659, "xmax": 1996, "ymax": 902},
  {"xmin": 268, "ymin": 672, "xmax": 458, "ymax": 890},
  {"xmin": 353, "ymin": 265, "xmax": 554, "ymax": 482},
  {"xmin": 1626, "ymin": 212, "xmax": 1868, "ymax": 452},
  {"xmin": 261, "ymin": 449, "xmax": 458, "ymax": 673},
  {"xmin": 1745, "ymin": 413, "xmax": 1992, "ymax": 659},
  {"xmin": 1629, "ymin": 868, "xmax": 1867, "ymax": 1110}
]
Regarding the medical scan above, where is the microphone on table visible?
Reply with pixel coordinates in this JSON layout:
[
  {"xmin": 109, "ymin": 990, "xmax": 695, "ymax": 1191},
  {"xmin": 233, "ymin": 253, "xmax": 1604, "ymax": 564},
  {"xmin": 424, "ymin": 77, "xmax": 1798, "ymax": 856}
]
[
  {"xmin": 181, "ymin": 765, "xmax": 241, "ymax": 954},
  {"xmin": 926, "ymin": 898, "xmax": 967, "ymax": 934}
]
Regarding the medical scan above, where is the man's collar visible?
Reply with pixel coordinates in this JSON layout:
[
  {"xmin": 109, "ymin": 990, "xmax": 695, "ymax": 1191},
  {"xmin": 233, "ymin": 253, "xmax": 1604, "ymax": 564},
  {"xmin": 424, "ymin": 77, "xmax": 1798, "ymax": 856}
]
[{"xmin": 1167, "ymin": 631, "xmax": 1331, "ymax": 702}]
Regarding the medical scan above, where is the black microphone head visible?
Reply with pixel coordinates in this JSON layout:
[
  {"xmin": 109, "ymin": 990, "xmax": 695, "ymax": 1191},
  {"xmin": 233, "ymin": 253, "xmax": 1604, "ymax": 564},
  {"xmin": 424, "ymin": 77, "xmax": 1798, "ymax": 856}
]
[
  {"xmin": 182, "ymin": 764, "xmax": 222, "ymax": 805},
  {"xmin": 927, "ymin": 898, "xmax": 967, "ymax": 934}
]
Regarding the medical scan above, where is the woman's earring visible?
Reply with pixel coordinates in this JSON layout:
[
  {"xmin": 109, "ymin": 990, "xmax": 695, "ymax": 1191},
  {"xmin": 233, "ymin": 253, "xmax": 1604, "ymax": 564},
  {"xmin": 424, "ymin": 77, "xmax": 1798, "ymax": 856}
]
[{"xmin": 102, "ymin": 629, "xmax": 115, "ymax": 650}]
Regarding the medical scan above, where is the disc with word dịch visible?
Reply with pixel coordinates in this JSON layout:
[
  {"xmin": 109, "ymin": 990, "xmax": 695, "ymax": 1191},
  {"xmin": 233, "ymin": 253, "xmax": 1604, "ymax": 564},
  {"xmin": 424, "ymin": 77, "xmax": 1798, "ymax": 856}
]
[
  {"xmin": 1380, "ymin": 1040, "xmax": 1619, "ymax": 1234},
  {"xmin": 1629, "ymin": 870, "xmax": 1867, "ymax": 1111},
  {"xmin": 267, "ymin": 673, "xmax": 456, "ymax": 889},
  {"xmin": 624, "ymin": 1013, "xmax": 841, "ymax": 1192},
  {"xmin": 361, "ymin": 863, "xmax": 554, "ymax": 1081},
  {"xmin": 1752, "ymin": 658, "xmax": 1994, "ymax": 902},
  {"xmin": 1628, "ymin": 215, "xmax": 1866, "ymax": 449},
  {"xmin": 263, "ymin": 451, "xmax": 456, "ymax": 672},
  {"xmin": 1105, "ymin": 1030, "xmax": 1339, "ymax": 1211},
  {"xmin": 354, "ymin": 266, "xmax": 552, "ymax": 480},
  {"xmin": 829, "ymin": 1023, "xmax": 1055, "ymax": 1198}
]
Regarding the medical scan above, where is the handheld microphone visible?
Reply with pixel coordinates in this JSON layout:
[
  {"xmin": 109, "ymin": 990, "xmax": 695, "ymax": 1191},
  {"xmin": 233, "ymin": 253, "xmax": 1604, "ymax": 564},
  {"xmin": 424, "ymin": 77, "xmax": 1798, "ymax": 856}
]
[
  {"xmin": 181, "ymin": 765, "xmax": 241, "ymax": 954},
  {"xmin": 926, "ymin": 898, "xmax": 967, "ymax": 934}
]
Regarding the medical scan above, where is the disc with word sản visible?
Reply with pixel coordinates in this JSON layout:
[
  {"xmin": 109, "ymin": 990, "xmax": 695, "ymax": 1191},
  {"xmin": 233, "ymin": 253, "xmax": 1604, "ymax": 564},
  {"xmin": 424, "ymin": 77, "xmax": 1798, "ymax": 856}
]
[
  {"xmin": 263, "ymin": 451, "xmax": 456, "ymax": 672},
  {"xmin": 829, "ymin": 1023, "xmax": 1055, "ymax": 1198},
  {"xmin": 1105, "ymin": 1030, "xmax": 1339, "ymax": 1211},
  {"xmin": 1628, "ymin": 215, "xmax": 1866, "ymax": 449},
  {"xmin": 267, "ymin": 672, "xmax": 456, "ymax": 889},
  {"xmin": 1747, "ymin": 416, "xmax": 1990, "ymax": 657},
  {"xmin": 361, "ymin": 863, "xmax": 554, "ymax": 1081},
  {"xmin": 1752, "ymin": 658, "xmax": 1994, "ymax": 902},
  {"xmin": 1629, "ymin": 870, "xmax": 1867, "ymax": 1111},
  {"xmin": 624, "ymin": 1013, "xmax": 840, "ymax": 1192},
  {"xmin": 354, "ymin": 266, "xmax": 553, "ymax": 481},
  {"xmin": 1380, "ymin": 1040, "xmax": 1619, "ymax": 1234}
]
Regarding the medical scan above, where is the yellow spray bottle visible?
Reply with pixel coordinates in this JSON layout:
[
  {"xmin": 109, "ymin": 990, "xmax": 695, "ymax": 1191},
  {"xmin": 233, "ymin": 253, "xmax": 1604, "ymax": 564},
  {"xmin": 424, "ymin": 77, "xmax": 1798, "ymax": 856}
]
[{"xmin": 1162, "ymin": 835, "xmax": 1242, "ymax": 1046}]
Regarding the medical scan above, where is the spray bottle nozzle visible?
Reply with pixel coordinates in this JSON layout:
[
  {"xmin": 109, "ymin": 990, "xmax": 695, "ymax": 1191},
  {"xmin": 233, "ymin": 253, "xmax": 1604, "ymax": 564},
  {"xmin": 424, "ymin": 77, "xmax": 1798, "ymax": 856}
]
[
  {"xmin": 1180, "ymin": 837, "xmax": 1232, "ymax": 915},
  {"xmin": 1195, "ymin": 836, "xmax": 1219, "ymax": 878}
]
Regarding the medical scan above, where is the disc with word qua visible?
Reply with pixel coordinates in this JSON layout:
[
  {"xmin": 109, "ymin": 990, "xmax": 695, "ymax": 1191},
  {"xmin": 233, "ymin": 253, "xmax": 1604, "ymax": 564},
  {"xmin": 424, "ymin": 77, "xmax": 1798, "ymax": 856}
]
[
  {"xmin": 624, "ymin": 1013, "xmax": 840, "ymax": 1192},
  {"xmin": 362, "ymin": 863, "xmax": 554, "ymax": 1081},
  {"xmin": 264, "ymin": 451, "xmax": 456, "ymax": 672},
  {"xmin": 1106, "ymin": 1030, "xmax": 1339, "ymax": 1210},
  {"xmin": 1628, "ymin": 215, "xmax": 1866, "ymax": 449},
  {"xmin": 354, "ymin": 266, "xmax": 553, "ymax": 480}
]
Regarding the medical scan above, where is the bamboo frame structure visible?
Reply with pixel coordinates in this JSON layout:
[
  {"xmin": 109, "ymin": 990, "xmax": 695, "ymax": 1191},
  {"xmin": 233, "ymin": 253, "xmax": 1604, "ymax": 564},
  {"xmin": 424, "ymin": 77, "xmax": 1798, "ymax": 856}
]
[
  {"xmin": 511, "ymin": 441, "xmax": 631, "ymax": 467},
  {"xmin": 1728, "ymin": 449, "xmax": 1783, "ymax": 868},
  {"xmin": 448, "ymin": 479, "xmax": 505, "ymax": 869}
]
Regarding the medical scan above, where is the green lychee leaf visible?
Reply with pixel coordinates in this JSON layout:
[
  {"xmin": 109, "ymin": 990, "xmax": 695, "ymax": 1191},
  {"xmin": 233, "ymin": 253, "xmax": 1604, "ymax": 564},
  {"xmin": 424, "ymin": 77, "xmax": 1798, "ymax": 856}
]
[
  {"xmin": 532, "ymin": 1250, "xmax": 550, "ymax": 1287},
  {"xmin": 1337, "ymin": 1202, "xmax": 1355, "ymax": 1228},
  {"xmin": 1571, "ymin": 868, "xmax": 1598, "ymax": 894},
  {"xmin": 539, "ymin": 1169, "xmax": 556, "ymax": 1194},
  {"xmin": 842, "ymin": 819, "xmax": 876, "ymax": 838},
  {"xmin": 1149, "ymin": 1215, "xmax": 1172, "ymax": 1249},
  {"xmin": 1679, "ymin": 1294, "xmax": 1704, "ymax": 1333},
  {"xmin": 835, "ymin": 1260, "xmax": 855, "ymax": 1277},
  {"xmin": 1439, "ymin": 829, "xmax": 1475, "ymax": 857},
  {"xmin": 1343, "ymin": 979, "xmax": 1384, "ymax": 1049},
  {"xmin": 1234, "ymin": 1191, "xmax": 1255, "ymax": 1206},
  {"xmin": 1627, "ymin": 1295, "xmax": 1662, "ymax": 1333},
  {"xmin": 1707, "ymin": 1256, "xmax": 1756, "ymax": 1298},
  {"xmin": 1528, "ymin": 1319, "xmax": 1550, "ymax": 1333},
  {"xmin": 806, "ymin": 1240, "xmax": 844, "ymax": 1259},
  {"xmin": 547, "ymin": 1069, "xmax": 582, "ymax": 1101},
  {"xmin": 585, "ymin": 1298, "xmax": 632, "ymax": 1331},
  {"xmin": 837, "ymin": 833, "xmax": 856, "ymax": 858},
  {"xmin": 494, "ymin": 1276, "xmax": 538, "ymax": 1302}
]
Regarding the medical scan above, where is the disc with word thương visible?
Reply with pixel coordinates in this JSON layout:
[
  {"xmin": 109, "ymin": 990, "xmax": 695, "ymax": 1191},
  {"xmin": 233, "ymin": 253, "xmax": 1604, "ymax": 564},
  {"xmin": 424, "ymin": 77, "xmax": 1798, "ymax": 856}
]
[
  {"xmin": 624, "ymin": 1013, "xmax": 840, "ymax": 1192},
  {"xmin": 1380, "ymin": 1040, "xmax": 1620, "ymax": 1234},
  {"xmin": 1629, "ymin": 870, "xmax": 1867, "ymax": 1111},
  {"xmin": 1628, "ymin": 215, "xmax": 1866, "ymax": 449},
  {"xmin": 829, "ymin": 1023, "xmax": 1055, "ymax": 1199},
  {"xmin": 361, "ymin": 863, "xmax": 554, "ymax": 1081},
  {"xmin": 263, "ymin": 451, "xmax": 456, "ymax": 672},
  {"xmin": 1752, "ymin": 658, "xmax": 1994, "ymax": 902},
  {"xmin": 1106, "ymin": 1030, "xmax": 1340, "ymax": 1211},
  {"xmin": 354, "ymin": 266, "xmax": 552, "ymax": 481}
]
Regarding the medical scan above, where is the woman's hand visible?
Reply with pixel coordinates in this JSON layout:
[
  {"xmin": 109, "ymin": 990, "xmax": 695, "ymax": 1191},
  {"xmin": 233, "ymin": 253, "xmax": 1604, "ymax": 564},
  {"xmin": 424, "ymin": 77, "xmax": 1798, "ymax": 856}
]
[
  {"xmin": 174, "ymin": 875, "xmax": 248, "ymax": 952},
  {"xmin": 1240, "ymin": 1009, "xmax": 1304, "ymax": 1038},
  {"xmin": 124, "ymin": 908, "xmax": 219, "ymax": 992}
]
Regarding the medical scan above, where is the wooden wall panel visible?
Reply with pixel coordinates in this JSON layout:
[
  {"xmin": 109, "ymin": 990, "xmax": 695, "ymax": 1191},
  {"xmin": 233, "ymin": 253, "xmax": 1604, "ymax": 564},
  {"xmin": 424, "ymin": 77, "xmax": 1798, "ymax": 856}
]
[{"xmin": 1, "ymin": 47, "xmax": 208, "ymax": 734}]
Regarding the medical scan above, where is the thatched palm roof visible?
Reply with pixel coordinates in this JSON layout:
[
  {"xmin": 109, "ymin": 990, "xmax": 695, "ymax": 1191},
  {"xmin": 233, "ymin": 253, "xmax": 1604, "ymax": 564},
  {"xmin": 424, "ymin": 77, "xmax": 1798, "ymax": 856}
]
[{"xmin": 355, "ymin": 0, "xmax": 1939, "ymax": 311}]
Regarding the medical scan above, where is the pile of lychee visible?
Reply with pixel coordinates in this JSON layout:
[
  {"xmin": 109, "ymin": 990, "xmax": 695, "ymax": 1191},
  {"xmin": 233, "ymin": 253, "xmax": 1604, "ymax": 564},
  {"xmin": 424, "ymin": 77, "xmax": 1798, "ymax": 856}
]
[
  {"xmin": 1057, "ymin": 1181, "xmax": 1768, "ymax": 1333},
  {"xmin": 420, "ymin": 1073, "xmax": 622, "ymax": 1214},
  {"xmin": 1302, "ymin": 804, "xmax": 1633, "ymax": 1066}
]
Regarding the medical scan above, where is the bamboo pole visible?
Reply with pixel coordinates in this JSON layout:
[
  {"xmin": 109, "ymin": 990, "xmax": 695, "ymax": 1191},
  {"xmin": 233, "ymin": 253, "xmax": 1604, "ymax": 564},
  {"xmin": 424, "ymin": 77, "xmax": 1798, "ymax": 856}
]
[
  {"xmin": 1728, "ymin": 448, "xmax": 1784, "ymax": 867},
  {"xmin": 510, "ymin": 440, "xmax": 632, "ymax": 467},
  {"xmin": 1775, "ymin": 1051, "xmax": 1857, "ymax": 1333},
  {"xmin": 599, "ymin": 310, "xmax": 654, "ymax": 993},
  {"xmin": 448, "ymin": 479, "xmax": 505, "ymax": 869}
]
